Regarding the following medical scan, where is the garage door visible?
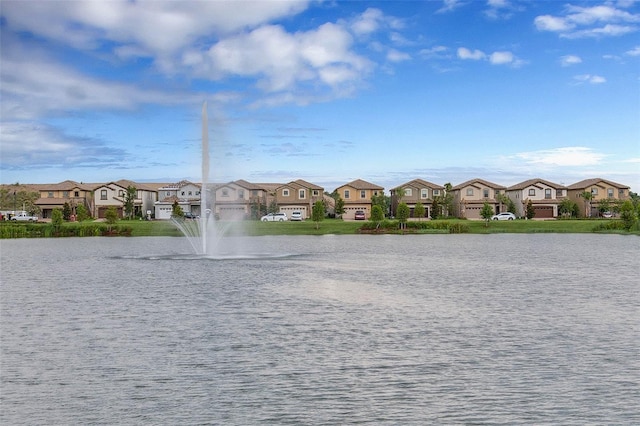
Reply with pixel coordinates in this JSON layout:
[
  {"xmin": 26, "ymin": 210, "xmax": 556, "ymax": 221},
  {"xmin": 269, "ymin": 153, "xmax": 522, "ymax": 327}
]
[
  {"xmin": 218, "ymin": 207, "xmax": 245, "ymax": 220},
  {"xmin": 534, "ymin": 206, "xmax": 554, "ymax": 218}
]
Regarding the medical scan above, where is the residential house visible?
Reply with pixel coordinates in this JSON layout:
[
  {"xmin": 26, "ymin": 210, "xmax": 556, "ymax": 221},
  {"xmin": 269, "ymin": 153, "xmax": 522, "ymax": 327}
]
[
  {"xmin": 31, "ymin": 180, "xmax": 94, "ymax": 219},
  {"xmin": 451, "ymin": 178, "xmax": 507, "ymax": 219},
  {"xmin": 214, "ymin": 179, "xmax": 269, "ymax": 220},
  {"xmin": 273, "ymin": 179, "xmax": 324, "ymax": 219},
  {"xmin": 92, "ymin": 179, "xmax": 159, "ymax": 219},
  {"xmin": 390, "ymin": 178, "xmax": 445, "ymax": 219},
  {"xmin": 567, "ymin": 178, "xmax": 630, "ymax": 217},
  {"xmin": 154, "ymin": 180, "xmax": 201, "ymax": 220},
  {"xmin": 334, "ymin": 179, "xmax": 384, "ymax": 220},
  {"xmin": 506, "ymin": 178, "xmax": 567, "ymax": 218}
]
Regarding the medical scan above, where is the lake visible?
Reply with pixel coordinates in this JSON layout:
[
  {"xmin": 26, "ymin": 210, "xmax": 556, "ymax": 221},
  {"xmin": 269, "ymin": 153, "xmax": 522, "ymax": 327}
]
[{"xmin": 1, "ymin": 234, "xmax": 639, "ymax": 424}]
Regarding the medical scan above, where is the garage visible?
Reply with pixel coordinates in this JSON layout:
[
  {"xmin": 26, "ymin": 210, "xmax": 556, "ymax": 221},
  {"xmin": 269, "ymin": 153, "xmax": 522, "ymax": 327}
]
[
  {"xmin": 534, "ymin": 206, "xmax": 554, "ymax": 219},
  {"xmin": 218, "ymin": 207, "xmax": 246, "ymax": 220}
]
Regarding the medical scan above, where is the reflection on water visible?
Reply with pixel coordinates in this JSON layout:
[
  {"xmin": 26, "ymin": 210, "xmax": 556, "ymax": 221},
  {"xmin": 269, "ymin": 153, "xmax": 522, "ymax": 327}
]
[{"xmin": 1, "ymin": 235, "xmax": 639, "ymax": 424}]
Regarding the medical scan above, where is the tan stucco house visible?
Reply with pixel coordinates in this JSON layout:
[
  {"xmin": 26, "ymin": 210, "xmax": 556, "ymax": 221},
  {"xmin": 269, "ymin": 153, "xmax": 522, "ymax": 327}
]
[
  {"xmin": 32, "ymin": 180, "xmax": 95, "ymax": 219},
  {"xmin": 390, "ymin": 178, "xmax": 445, "ymax": 219},
  {"xmin": 567, "ymin": 178, "xmax": 630, "ymax": 218},
  {"xmin": 451, "ymin": 178, "xmax": 507, "ymax": 219},
  {"xmin": 334, "ymin": 179, "xmax": 384, "ymax": 220},
  {"xmin": 506, "ymin": 178, "xmax": 567, "ymax": 219},
  {"xmin": 273, "ymin": 179, "xmax": 324, "ymax": 219}
]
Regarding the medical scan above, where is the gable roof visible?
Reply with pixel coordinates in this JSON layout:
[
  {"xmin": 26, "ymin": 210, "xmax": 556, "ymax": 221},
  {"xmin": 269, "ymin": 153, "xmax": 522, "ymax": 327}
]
[
  {"xmin": 567, "ymin": 178, "xmax": 629, "ymax": 190},
  {"xmin": 507, "ymin": 178, "xmax": 566, "ymax": 191},
  {"xmin": 392, "ymin": 178, "xmax": 444, "ymax": 191},
  {"xmin": 338, "ymin": 179, "xmax": 384, "ymax": 191},
  {"xmin": 452, "ymin": 178, "xmax": 506, "ymax": 191}
]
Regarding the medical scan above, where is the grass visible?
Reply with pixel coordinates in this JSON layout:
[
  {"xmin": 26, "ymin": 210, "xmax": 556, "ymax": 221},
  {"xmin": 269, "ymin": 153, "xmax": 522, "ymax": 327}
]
[{"xmin": 1, "ymin": 217, "xmax": 638, "ymax": 238}]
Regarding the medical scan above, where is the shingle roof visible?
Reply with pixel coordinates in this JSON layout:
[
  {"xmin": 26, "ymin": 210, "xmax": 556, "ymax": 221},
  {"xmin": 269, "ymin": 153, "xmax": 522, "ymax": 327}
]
[
  {"xmin": 566, "ymin": 178, "xmax": 629, "ymax": 190},
  {"xmin": 340, "ymin": 179, "xmax": 384, "ymax": 190},
  {"xmin": 452, "ymin": 178, "xmax": 506, "ymax": 190},
  {"xmin": 507, "ymin": 178, "xmax": 566, "ymax": 191},
  {"xmin": 392, "ymin": 178, "xmax": 444, "ymax": 191}
]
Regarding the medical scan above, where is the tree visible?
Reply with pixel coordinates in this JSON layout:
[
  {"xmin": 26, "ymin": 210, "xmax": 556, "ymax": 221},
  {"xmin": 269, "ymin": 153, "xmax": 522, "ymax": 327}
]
[
  {"xmin": 391, "ymin": 188, "xmax": 405, "ymax": 218},
  {"xmin": 311, "ymin": 200, "xmax": 324, "ymax": 229},
  {"xmin": 597, "ymin": 199, "xmax": 611, "ymax": 217},
  {"xmin": 431, "ymin": 197, "xmax": 441, "ymax": 219},
  {"xmin": 440, "ymin": 183, "xmax": 454, "ymax": 218},
  {"xmin": 51, "ymin": 209, "xmax": 63, "ymax": 230},
  {"xmin": 62, "ymin": 202, "xmax": 72, "ymax": 221},
  {"xmin": 371, "ymin": 193, "xmax": 389, "ymax": 217},
  {"xmin": 414, "ymin": 201, "xmax": 425, "ymax": 221},
  {"xmin": 124, "ymin": 185, "xmax": 137, "ymax": 219},
  {"xmin": 559, "ymin": 198, "xmax": 578, "ymax": 218},
  {"xmin": 371, "ymin": 204, "xmax": 384, "ymax": 225},
  {"xmin": 334, "ymin": 195, "xmax": 345, "ymax": 218},
  {"xmin": 267, "ymin": 198, "xmax": 278, "ymax": 214},
  {"xmin": 171, "ymin": 200, "xmax": 184, "ymax": 219},
  {"xmin": 396, "ymin": 202, "xmax": 410, "ymax": 229},
  {"xmin": 580, "ymin": 191, "xmax": 593, "ymax": 218},
  {"xmin": 619, "ymin": 200, "xmax": 637, "ymax": 231},
  {"xmin": 105, "ymin": 206, "xmax": 118, "ymax": 232},
  {"xmin": 0, "ymin": 188, "xmax": 41, "ymax": 215},
  {"xmin": 76, "ymin": 204, "xmax": 90, "ymax": 221},
  {"xmin": 525, "ymin": 199, "xmax": 535, "ymax": 220},
  {"xmin": 480, "ymin": 202, "xmax": 493, "ymax": 226}
]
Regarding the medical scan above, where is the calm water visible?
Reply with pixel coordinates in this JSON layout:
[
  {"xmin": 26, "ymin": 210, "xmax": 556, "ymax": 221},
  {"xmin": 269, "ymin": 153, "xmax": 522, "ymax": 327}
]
[{"xmin": 1, "ymin": 234, "xmax": 639, "ymax": 425}]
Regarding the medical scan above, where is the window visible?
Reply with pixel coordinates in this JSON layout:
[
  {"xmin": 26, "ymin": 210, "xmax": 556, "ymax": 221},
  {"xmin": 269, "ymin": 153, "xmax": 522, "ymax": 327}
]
[
  {"xmin": 344, "ymin": 190, "xmax": 350, "ymax": 199},
  {"xmin": 591, "ymin": 188, "xmax": 598, "ymax": 195},
  {"xmin": 421, "ymin": 189, "xmax": 428, "ymax": 199},
  {"xmin": 181, "ymin": 191, "xmax": 185, "ymax": 196},
  {"xmin": 48, "ymin": 191, "xmax": 54, "ymax": 198},
  {"xmin": 238, "ymin": 189, "xmax": 244, "ymax": 199},
  {"xmin": 101, "ymin": 190, "xmax": 107, "ymax": 200},
  {"xmin": 433, "ymin": 189, "xmax": 440, "ymax": 196},
  {"xmin": 405, "ymin": 188, "xmax": 412, "ymax": 196},
  {"xmin": 119, "ymin": 190, "xmax": 124, "ymax": 197},
  {"xmin": 312, "ymin": 190, "xmax": 319, "ymax": 196},
  {"xmin": 483, "ymin": 189, "xmax": 489, "ymax": 198},
  {"xmin": 196, "ymin": 191, "xmax": 200, "ymax": 196},
  {"xmin": 495, "ymin": 190, "xmax": 501, "ymax": 198},
  {"xmin": 619, "ymin": 189, "xmax": 624, "ymax": 195},
  {"xmin": 528, "ymin": 189, "xmax": 536, "ymax": 196},
  {"xmin": 607, "ymin": 188, "xmax": 614, "ymax": 198},
  {"xmin": 188, "ymin": 191, "xmax": 192, "ymax": 196},
  {"xmin": 299, "ymin": 189, "xmax": 305, "ymax": 199},
  {"xmin": 283, "ymin": 189, "xmax": 290, "ymax": 197},
  {"xmin": 63, "ymin": 191, "xmax": 69, "ymax": 198},
  {"xmin": 165, "ymin": 191, "xmax": 171, "ymax": 197},
  {"xmin": 360, "ymin": 190, "xmax": 366, "ymax": 199},
  {"xmin": 466, "ymin": 188, "xmax": 474, "ymax": 196},
  {"xmin": 545, "ymin": 189, "xmax": 552, "ymax": 199},
  {"xmin": 222, "ymin": 189, "xmax": 229, "ymax": 197},
  {"xmin": 74, "ymin": 191, "xmax": 79, "ymax": 197},
  {"xmin": 556, "ymin": 189, "xmax": 563, "ymax": 197}
]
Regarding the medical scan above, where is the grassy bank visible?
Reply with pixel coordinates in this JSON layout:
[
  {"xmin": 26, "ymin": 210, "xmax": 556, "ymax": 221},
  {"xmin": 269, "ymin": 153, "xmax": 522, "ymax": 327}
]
[{"xmin": 2, "ymin": 217, "xmax": 638, "ymax": 238}]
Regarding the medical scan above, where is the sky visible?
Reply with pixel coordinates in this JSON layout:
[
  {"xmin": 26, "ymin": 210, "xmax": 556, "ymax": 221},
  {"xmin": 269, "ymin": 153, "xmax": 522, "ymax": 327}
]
[{"xmin": 1, "ymin": 0, "xmax": 639, "ymax": 193}]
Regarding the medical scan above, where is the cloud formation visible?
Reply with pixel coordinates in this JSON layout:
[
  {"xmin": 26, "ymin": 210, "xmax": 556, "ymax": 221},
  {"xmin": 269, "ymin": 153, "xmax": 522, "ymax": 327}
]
[{"xmin": 534, "ymin": 3, "xmax": 640, "ymax": 38}]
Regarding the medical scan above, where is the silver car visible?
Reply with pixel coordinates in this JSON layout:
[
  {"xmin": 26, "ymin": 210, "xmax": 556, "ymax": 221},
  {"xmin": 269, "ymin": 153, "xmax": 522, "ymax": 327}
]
[{"xmin": 491, "ymin": 212, "xmax": 516, "ymax": 220}]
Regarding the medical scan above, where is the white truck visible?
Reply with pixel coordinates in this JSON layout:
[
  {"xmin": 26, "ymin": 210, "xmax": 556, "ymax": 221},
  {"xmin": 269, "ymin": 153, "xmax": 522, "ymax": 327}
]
[{"xmin": 10, "ymin": 211, "xmax": 38, "ymax": 222}]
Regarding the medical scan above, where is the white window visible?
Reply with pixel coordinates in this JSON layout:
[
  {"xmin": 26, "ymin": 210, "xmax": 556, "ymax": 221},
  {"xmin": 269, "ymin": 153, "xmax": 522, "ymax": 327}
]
[
  {"xmin": 405, "ymin": 188, "xmax": 412, "ymax": 196},
  {"xmin": 101, "ymin": 190, "xmax": 107, "ymax": 200},
  {"xmin": 591, "ymin": 188, "xmax": 598, "ymax": 195},
  {"xmin": 222, "ymin": 189, "xmax": 229, "ymax": 197},
  {"xmin": 344, "ymin": 190, "xmax": 350, "ymax": 199},
  {"xmin": 238, "ymin": 190, "xmax": 244, "ymax": 199},
  {"xmin": 529, "ymin": 189, "xmax": 536, "ymax": 196},
  {"xmin": 545, "ymin": 189, "xmax": 552, "ymax": 199},
  {"xmin": 421, "ymin": 189, "xmax": 428, "ymax": 199},
  {"xmin": 433, "ymin": 189, "xmax": 440, "ymax": 196},
  {"xmin": 312, "ymin": 190, "xmax": 319, "ymax": 196},
  {"xmin": 360, "ymin": 190, "xmax": 366, "ymax": 199},
  {"xmin": 299, "ymin": 189, "xmax": 305, "ymax": 199},
  {"xmin": 283, "ymin": 189, "xmax": 290, "ymax": 197},
  {"xmin": 483, "ymin": 189, "xmax": 489, "ymax": 198},
  {"xmin": 607, "ymin": 188, "xmax": 614, "ymax": 198},
  {"xmin": 466, "ymin": 188, "xmax": 474, "ymax": 196}
]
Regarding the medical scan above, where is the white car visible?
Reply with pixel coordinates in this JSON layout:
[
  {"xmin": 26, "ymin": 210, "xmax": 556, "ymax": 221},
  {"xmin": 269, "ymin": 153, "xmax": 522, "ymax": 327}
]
[
  {"xmin": 491, "ymin": 212, "xmax": 516, "ymax": 221},
  {"xmin": 261, "ymin": 212, "xmax": 288, "ymax": 222},
  {"xmin": 290, "ymin": 211, "xmax": 303, "ymax": 221}
]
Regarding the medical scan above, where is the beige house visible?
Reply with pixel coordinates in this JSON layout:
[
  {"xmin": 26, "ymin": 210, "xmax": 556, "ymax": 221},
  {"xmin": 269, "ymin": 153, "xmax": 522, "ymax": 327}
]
[
  {"xmin": 32, "ymin": 180, "xmax": 95, "ymax": 219},
  {"xmin": 154, "ymin": 180, "xmax": 201, "ymax": 220},
  {"xmin": 334, "ymin": 179, "xmax": 384, "ymax": 220},
  {"xmin": 451, "ymin": 178, "xmax": 507, "ymax": 219},
  {"xmin": 213, "ymin": 179, "xmax": 269, "ymax": 220},
  {"xmin": 273, "ymin": 179, "xmax": 324, "ymax": 219},
  {"xmin": 567, "ymin": 178, "xmax": 630, "ymax": 218},
  {"xmin": 94, "ymin": 179, "xmax": 158, "ymax": 219},
  {"xmin": 506, "ymin": 178, "xmax": 567, "ymax": 219},
  {"xmin": 390, "ymin": 178, "xmax": 445, "ymax": 219}
]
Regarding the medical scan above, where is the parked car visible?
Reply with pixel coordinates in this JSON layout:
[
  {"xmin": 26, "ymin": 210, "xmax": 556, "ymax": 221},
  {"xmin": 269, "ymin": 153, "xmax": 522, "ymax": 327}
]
[
  {"xmin": 10, "ymin": 211, "xmax": 38, "ymax": 222},
  {"xmin": 354, "ymin": 210, "xmax": 366, "ymax": 220},
  {"xmin": 491, "ymin": 212, "xmax": 516, "ymax": 221},
  {"xmin": 602, "ymin": 211, "xmax": 613, "ymax": 218},
  {"xmin": 183, "ymin": 212, "xmax": 199, "ymax": 219},
  {"xmin": 261, "ymin": 212, "xmax": 288, "ymax": 222},
  {"xmin": 290, "ymin": 211, "xmax": 303, "ymax": 221}
]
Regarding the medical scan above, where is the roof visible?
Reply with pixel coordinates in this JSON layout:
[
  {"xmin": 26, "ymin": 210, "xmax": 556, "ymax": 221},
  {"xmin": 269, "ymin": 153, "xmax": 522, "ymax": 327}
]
[
  {"xmin": 507, "ymin": 178, "xmax": 566, "ymax": 191},
  {"xmin": 566, "ymin": 178, "xmax": 630, "ymax": 190},
  {"xmin": 452, "ymin": 178, "xmax": 506, "ymax": 191},
  {"xmin": 337, "ymin": 179, "xmax": 384, "ymax": 191},
  {"xmin": 276, "ymin": 179, "xmax": 325, "ymax": 191},
  {"xmin": 392, "ymin": 178, "xmax": 444, "ymax": 191}
]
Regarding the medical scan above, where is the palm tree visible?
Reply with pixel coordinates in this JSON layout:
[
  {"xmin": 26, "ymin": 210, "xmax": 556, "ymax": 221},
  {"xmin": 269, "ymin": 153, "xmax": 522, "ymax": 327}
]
[{"xmin": 581, "ymin": 191, "xmax": 593, "ymax": 218}]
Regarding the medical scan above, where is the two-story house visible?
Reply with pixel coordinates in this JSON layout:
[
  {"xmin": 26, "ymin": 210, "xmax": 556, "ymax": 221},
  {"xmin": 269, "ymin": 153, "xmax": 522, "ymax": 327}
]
[
  {"xmin": 334, "ymin": 179, "xmax": 384, "ymax": 220},
  {"xmin": 93, "ymin": 179, "xmax": 159, "ymax": 219},
  {"xmin": 506, "ymin": 178, "xmax": 567, "ymax": 218},
  {"xmin": 451, "ymin": 178, "xmax": 507, "ymax": 219},
  {"xmin": 273, "ymin": 179, "xmax": 324, "ymax": 219},
  {"xmin": 567, "ymin": 178, "xmax": 630, "ymax": 218},
  {"xmin": 33, "ymin": 180, "xmax": 94, "ymax": 219},
  {"xmin": 154, "ymin": 180, "xmax": 201, "ymax": 219},
  {"xmin": 213, "ymin": 179, "xmax": 270, "ymax": 220},
  {"xmin": 390, "ymin": 179, "xmax": 445, "ymax": 219}
]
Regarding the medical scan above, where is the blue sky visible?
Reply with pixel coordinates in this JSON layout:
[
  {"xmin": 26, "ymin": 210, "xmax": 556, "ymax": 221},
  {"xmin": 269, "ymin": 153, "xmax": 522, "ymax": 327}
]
[{"xmin": 1, "ymin": 0, "xmax": 639, "ymax": 192}]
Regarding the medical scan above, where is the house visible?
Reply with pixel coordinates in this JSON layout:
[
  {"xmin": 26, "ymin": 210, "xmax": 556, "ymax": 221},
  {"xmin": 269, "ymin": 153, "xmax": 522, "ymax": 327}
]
[
  {"xmin": 154, "ymin": 180, "xmax": 201, "ymax": 220},
  {"xmin": 31, "ymin": 180, "xmax": 94, "ymax": 219},
  {"xmin": 273, "ymin": 179, "xmax": 325, "ymax": 219},
  {"xmin": 213, "ymin": 179, "xmax": 268, "ymax": 220},
  {"xmin": 333, "ymin": 179, "xmax": 384, "ymax": 220},
  {"xmin": 567, "ymin": 178, "xmax": 630, "ymax": 218},
  {"xmin": 390, "ymin": 179, "xmax": 445, "ymax": 219},
  {"xmin": 451, "ymin": 178, "xmax": 507, "ymax": 219},
  {"xmin": 506, "ymin": 178, "xmax": 567, "ymax": 219}
]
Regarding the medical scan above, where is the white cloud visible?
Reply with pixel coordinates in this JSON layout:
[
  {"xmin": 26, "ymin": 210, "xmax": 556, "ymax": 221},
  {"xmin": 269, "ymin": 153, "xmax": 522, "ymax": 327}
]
[
  {"xmin": 457, "ymin": 47, "xmax": 486, "ymax": 60},
  {"xmin": 573, "ymin": 74, "xmax": 607, "ymax": 84},
  {"xmin": 511, "ymin": 147, "xmax": 607, "ymax": 167},
  {"xmin": 386, "ymin": 49, "xmax": 411, "ymax": 62},
  {"xmin": 489, "ymin": 51, "xmax": 514, "ymax": 64},
  {"xmin": 560, "ymin": 54, "xmax": 583, "ymax": 66},
  {"xmin": 351, "ymin": 8, "xmax": 385, "ymax": 35},
  {"xmin": 437, "ymin": 0, "xmax": 466, "ymax": 14},
  {"xmin": 534, "ymin": 3, "xmax": 640, "ymax": 38},
  {"xmin": 625, "ymin": 45, "xmax": 640, "ymax": 55}
]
